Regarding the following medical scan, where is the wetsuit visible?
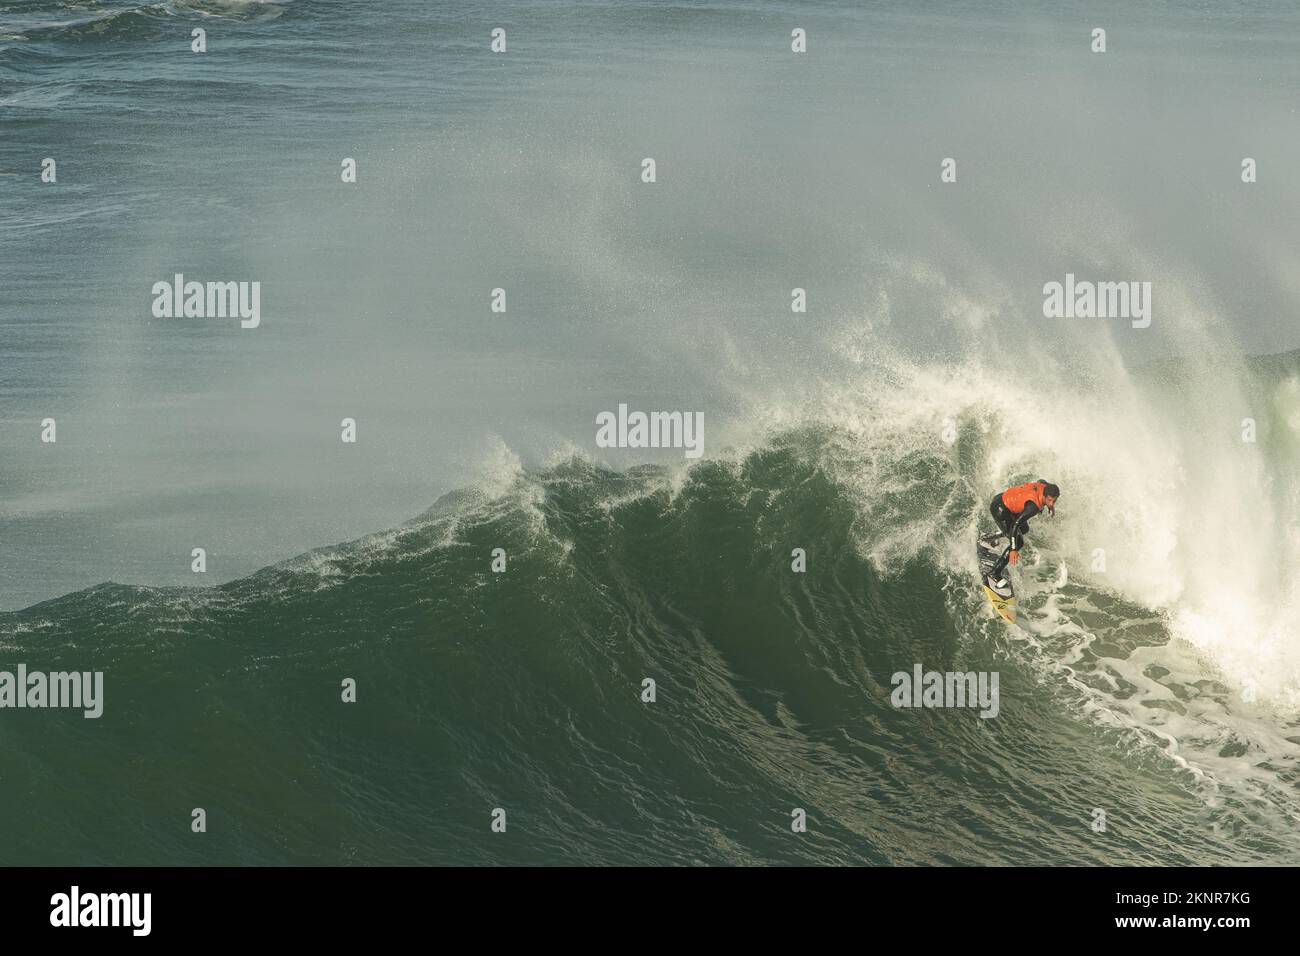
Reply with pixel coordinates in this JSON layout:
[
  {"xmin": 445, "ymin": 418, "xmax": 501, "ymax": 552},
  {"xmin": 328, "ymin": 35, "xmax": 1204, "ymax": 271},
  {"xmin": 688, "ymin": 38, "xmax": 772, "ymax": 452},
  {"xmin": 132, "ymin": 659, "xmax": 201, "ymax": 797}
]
[{"xmin": 989, "ymin": 481, "xmax": 1048, "ymax": 577}]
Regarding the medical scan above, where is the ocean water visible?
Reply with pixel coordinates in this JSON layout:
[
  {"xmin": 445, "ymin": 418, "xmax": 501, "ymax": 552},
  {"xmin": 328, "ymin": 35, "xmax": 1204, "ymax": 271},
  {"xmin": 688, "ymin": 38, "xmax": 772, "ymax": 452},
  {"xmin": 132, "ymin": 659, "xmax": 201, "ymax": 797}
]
[{"xmin": 2, "ymin": 1, "xmax": 1299, "ymax": 865}]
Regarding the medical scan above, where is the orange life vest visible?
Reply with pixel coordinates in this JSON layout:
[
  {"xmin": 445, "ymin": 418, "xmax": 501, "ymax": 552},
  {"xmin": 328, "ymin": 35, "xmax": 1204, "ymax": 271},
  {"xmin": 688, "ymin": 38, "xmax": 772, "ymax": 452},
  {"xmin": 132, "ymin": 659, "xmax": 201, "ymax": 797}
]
[{"xmin": 1001, "ymin": 482, "xmax": 1047, "ymax": 515}]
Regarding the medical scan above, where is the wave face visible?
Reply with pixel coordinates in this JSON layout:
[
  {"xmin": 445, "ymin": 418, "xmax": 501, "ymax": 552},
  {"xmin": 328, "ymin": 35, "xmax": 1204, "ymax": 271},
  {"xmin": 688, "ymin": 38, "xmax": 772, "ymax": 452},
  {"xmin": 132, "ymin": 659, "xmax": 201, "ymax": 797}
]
[{"xmin": 3, "ymin": 353, "xmax": 1298, "ymax": 865}]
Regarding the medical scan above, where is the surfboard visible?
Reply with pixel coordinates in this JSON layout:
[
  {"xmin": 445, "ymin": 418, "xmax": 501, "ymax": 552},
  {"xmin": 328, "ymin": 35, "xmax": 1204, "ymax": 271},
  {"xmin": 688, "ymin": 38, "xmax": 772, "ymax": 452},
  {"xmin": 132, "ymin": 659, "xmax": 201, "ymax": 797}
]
[{"xmin": 977, "ymin": 532, "xmax": 1016, "ymax": 623}]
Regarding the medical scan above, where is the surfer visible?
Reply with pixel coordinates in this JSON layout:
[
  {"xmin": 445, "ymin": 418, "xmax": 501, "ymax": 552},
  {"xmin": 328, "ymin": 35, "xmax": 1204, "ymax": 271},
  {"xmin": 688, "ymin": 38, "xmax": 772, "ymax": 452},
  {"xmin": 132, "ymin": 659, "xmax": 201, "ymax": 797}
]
[{"xmin": 988, "ymin": 479, "xmax": 1060, "ymax": 584}]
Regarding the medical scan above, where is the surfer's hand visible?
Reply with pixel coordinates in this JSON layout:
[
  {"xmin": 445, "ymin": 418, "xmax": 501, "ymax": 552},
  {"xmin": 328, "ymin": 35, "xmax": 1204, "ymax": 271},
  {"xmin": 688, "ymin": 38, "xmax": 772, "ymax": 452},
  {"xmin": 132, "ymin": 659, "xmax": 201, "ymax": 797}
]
[{"xmin": 1008, "ymin": 550, "xmax": 1019, "ymax": 566}]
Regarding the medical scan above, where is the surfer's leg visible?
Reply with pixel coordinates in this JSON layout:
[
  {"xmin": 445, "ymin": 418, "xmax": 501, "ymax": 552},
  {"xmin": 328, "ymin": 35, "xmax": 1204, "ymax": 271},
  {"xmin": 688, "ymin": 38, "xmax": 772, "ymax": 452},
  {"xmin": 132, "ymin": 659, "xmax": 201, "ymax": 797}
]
[
  {"xmin": 989, "ymin": 502, "xmax": 1016, "ymax": 578},
  {"xmin": 990, "ymin": 497, "xmax": 1014, "ymax": 539},
  {"xmin": 991, "ymin": 522, "xmax": 1026, "ymax": 578}
]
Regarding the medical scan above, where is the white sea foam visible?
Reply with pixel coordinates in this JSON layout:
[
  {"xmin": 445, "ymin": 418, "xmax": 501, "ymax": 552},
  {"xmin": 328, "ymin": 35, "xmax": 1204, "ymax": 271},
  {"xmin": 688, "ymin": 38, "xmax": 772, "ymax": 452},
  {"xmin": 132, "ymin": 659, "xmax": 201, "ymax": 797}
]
[{"xmin": 769, "ymin": 334, "xmax": 1299, "ymax": 830}]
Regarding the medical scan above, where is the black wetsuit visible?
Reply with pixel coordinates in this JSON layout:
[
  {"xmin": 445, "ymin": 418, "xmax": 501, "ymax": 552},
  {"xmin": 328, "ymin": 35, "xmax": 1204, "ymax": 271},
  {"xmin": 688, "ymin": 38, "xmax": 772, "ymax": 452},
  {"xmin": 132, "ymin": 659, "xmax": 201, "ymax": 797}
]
[{"xmin": 989, "ymin": 494, "xmax": 1041, "ymax": 575}]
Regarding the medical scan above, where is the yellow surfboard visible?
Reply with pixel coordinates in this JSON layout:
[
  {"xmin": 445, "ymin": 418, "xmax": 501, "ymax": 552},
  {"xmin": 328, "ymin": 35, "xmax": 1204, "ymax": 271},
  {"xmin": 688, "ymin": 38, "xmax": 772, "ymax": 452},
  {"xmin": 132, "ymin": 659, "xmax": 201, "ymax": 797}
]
[
  {"xmin": 981, "ymin": 585, "xmax": 1017, "ymax": 624},
  {"xmin": 977, "ymin": 532, "xmax": 1017, "ymax": 623}
]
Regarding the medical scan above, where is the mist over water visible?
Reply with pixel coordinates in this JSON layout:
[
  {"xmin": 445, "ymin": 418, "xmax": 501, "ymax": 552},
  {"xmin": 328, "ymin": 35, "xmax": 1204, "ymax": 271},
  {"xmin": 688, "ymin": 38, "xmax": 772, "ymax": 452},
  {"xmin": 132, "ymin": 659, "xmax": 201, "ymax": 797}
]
[
  {"xmin": 4, "ymin": 0, "xmax": 1300, "ymax": 607},
  {"xmin": 1, "ymin": 0, "xmax": 1299, "ymax": 864}
]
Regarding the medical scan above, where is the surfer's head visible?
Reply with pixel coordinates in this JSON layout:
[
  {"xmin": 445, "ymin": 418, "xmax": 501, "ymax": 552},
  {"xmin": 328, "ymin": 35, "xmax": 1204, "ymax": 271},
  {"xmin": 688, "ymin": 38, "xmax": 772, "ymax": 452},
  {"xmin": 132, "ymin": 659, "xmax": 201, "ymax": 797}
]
[{"xmin": 1038, "ymin": 480, "xmax": 1060, "ymax": 516}]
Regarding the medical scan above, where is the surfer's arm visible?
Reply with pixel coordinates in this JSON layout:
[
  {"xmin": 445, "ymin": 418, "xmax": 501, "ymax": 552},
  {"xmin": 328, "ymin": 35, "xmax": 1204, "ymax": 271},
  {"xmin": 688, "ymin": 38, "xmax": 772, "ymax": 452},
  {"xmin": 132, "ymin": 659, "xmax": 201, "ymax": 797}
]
[{"xmin": 1013, "ymin": 500, "xmax": 1041, "ymax": 536}]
